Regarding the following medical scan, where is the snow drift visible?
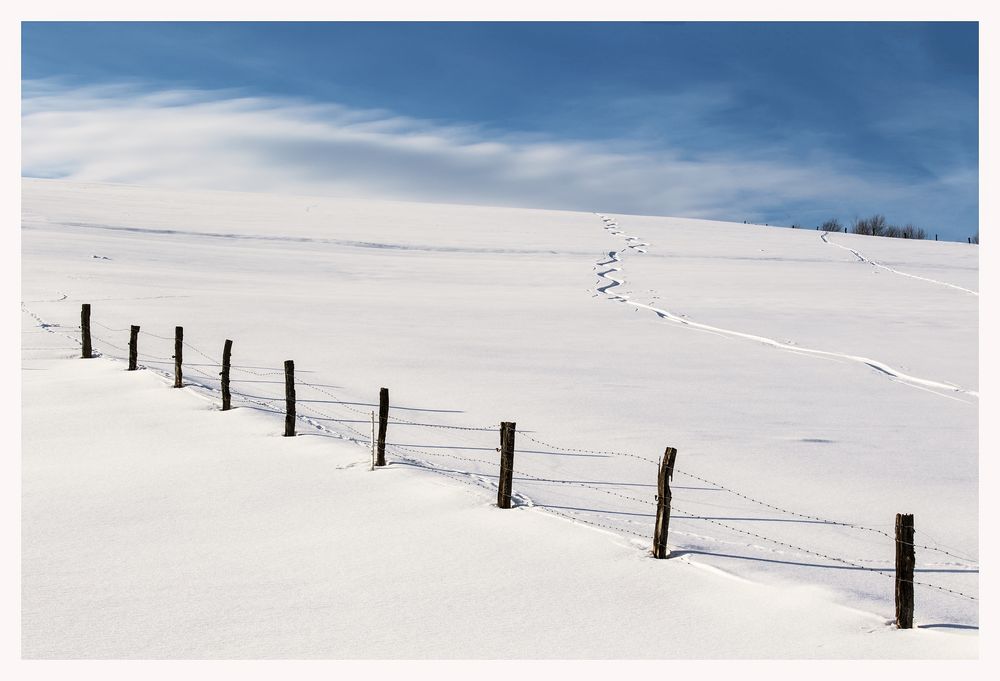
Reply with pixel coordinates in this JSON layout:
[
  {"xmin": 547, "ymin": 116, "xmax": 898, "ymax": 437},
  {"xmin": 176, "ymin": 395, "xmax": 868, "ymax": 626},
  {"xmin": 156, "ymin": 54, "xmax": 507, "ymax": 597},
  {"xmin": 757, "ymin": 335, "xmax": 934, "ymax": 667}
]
[{"xmin": 21, "ymin": 178, "xmax": 978, "ymax": 658}]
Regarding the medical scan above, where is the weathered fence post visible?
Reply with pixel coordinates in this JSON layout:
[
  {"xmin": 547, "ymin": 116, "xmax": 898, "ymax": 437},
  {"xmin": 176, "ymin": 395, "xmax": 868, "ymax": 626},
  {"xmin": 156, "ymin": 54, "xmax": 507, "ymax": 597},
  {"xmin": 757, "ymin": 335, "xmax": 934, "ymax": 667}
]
[
  {"xmin": 284, "ymin": 360, "xmax": 295, "ymax": 437},
  {"xmin": 128, "ymin": 325, "xmax": 139, "ymax": 370},
  {"xmin": 895, "ymin": 513, "xmax": 915, "ymax": 629},
  {"xmin": 376, "ymin": 387, "xmax": 389, "ymax": 467},
  {"xmin": 81, "ymin": 304, "xmax": 92, "ymax": 359},
  {"xmin": 653, "ymin": 446, "xmax": 678, "ymax": 559},
  {"xmin": 173, "ymin": 326, "xmax": 183, "ymax": 388},
  {"xmin": 497, "ymin": 421, "xmax": 516, "ymax": 508},
  {"xmin": 220, "ymin": 339, "xmax": 233, "ymax": 411}
]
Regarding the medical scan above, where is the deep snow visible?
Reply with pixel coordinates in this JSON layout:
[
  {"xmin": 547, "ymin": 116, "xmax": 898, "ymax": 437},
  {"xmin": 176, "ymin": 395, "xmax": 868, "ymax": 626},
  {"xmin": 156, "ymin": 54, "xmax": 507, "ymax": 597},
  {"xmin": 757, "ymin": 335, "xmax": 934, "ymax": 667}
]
[{"xmin": 21, "ymin": 178, "xmax": 978, "ymax": 658}]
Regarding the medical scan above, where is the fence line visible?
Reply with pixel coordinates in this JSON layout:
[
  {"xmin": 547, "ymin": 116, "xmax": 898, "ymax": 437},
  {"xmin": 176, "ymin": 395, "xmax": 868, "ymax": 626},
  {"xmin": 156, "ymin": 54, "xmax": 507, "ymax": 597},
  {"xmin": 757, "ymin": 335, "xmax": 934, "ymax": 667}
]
[
  {"xmin": 21, "ymin": 301, "xmax": 980, "ymax": 615},
  {"xmin": 384, "ymin": 438, "xmax": 978, "ymax": 594},
  {"xmin": 70, "ymin": 321, "xmax": 987, "ymax": 566},
  {"xmin": 516, "ymin": 429, "xmax": 978, "ymax": 565},
  {"xmin": 72, "ymin": 323, "xmax": 987, "ymax": 566},
  {"xmin": 325, "ymin": 384, "xmax": 972, "ymax": 568},
  {"xmin": 669, "ymin": 501, "xmax": 976, "ymax": 601}
]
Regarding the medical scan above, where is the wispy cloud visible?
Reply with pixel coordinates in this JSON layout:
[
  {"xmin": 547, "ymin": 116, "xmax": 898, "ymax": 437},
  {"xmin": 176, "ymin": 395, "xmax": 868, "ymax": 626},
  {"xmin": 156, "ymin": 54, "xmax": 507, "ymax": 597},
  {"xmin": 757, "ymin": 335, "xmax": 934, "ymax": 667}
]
[{"xmin": 20, "ymin": 80, "xmax": 975, "ymax": 232}]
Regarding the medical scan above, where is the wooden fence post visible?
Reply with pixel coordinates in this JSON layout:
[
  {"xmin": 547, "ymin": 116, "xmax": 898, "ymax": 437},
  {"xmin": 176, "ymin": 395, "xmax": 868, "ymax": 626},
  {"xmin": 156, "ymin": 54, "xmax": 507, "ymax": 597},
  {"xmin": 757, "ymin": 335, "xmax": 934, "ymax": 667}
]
[
  {"xmin": 81, "ymin": 304, "xmax": 92, "ymax": 359},
  {"xmin": 284, "ymin": 360, "xmax": 295, "ymax": 437},
  {"xmin": 128, "ymin": 325, "xmax": 139, "ymax": 370},
  {"xmin": 497, "ymin": 421, "xmax": 516, "ymax": 508},
  {"xmin": 376, "ymin": 387, "xmax": 389, "ymax": 467},
  {"xmin": 895, "ymin": 513, "xmax": 915, "ymax": 629},
  {"xmin": 173, "ymin": 326, "xmax": 183, "ymax": 388},
  {"xmin": 653, "ymin": 446, "xmax": 678, "ymax": 559},
  {"xmin": 220, "ymin": 339, "xmax": 233, "ymax": 411}
]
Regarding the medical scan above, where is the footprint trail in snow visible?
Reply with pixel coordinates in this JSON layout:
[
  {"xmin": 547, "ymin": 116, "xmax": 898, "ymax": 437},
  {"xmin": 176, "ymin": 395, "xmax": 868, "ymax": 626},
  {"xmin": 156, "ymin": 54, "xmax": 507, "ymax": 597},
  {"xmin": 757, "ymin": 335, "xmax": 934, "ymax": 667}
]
[
  {"xmin": 819, "ymin": 232, "xmax": 978, "ymax": 296},
  {"xmin": 593, "ymin": 215, "xmax": 977, "ymax": 401}
]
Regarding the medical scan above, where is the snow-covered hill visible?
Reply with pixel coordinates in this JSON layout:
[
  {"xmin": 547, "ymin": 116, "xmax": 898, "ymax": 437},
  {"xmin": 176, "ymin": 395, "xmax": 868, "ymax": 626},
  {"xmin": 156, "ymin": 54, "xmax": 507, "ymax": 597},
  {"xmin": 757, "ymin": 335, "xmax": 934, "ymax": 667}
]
[{"xmin": 21, "ymin": 178, "xmax": 978, "ymax": 658}]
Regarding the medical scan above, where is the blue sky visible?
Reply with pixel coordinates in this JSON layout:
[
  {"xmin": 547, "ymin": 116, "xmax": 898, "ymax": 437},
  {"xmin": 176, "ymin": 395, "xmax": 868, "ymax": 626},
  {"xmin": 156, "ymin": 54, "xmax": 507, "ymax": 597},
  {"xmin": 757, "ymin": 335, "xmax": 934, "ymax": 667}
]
[{"xmin": 21, "ymin": 22, "xmax": 979, "ymax": 240}]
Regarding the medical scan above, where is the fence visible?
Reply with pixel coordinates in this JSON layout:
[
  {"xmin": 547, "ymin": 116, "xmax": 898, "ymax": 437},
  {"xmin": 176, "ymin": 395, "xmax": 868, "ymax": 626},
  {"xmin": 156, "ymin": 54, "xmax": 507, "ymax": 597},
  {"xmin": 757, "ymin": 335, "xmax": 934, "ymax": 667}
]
[{"xmin": 39, "ymin": 302, "xmax": 983, "ymax": 630}]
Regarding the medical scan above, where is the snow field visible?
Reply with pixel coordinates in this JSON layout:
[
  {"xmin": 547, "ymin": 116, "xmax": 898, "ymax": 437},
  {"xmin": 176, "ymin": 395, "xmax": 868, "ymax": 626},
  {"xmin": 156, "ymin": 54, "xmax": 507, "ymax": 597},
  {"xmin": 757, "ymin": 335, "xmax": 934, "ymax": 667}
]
[
  {"xmin": 21, "ymin": 179, "xmax": 978, "ymax": 657},
  {"xmin": 21, "ymin": 346, "xmax": 975, "ymax": 658}
]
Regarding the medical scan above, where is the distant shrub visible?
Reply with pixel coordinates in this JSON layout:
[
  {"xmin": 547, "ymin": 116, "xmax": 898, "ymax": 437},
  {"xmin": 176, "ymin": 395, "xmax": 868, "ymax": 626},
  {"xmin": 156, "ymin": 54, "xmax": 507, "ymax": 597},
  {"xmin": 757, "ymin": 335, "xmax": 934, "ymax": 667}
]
[
  {"xmin": 900, "ymin": 224, "xmax": 927, "ymax": 240},
  {"xmin": 772, "ymin": 213, "xmax": 931, "ymax": 240},
  {"xmin": 971, "ymin": 232, "xmax": 979, "ymax": 244},
  {"xmin": 852, "ymin": 214, "xmax": 887, "ymax": 236},
  {"xmin": 843, "ymin": 214, "xmax": 928, "ymax": 239}
]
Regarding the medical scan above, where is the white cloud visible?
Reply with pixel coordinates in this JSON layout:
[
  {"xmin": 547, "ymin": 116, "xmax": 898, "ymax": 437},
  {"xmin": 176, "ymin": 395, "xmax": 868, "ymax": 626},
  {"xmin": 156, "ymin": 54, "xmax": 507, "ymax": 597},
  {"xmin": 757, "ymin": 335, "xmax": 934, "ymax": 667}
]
[{"xmin": 20, "ymin": 80, "xmax": 972, "ymax": 230}]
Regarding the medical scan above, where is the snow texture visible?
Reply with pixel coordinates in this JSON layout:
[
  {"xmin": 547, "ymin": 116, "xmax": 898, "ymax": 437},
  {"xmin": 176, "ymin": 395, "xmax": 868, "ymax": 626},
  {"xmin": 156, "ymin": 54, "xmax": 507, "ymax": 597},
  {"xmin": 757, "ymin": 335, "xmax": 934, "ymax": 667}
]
[{"xmin": 21, "ymin": 179, "xmax": 978, "ymax": 658}]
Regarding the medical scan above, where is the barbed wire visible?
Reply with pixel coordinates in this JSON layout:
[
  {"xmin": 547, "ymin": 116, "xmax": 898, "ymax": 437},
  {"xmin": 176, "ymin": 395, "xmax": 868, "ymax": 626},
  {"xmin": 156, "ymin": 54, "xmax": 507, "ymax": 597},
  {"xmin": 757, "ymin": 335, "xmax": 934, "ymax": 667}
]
[
  {"xmin": 93, "ymin": 320, "xmax": 178, "ymax": 344},
  {"xmin": 139, "ymin": 329, "xmax": 177, "ymax": 341},
  {"xmin": 385, "ymin": 439, "xmax": 976, "ymax": 592},
  {"xmin": 64, "ymin": 322, "xmax": 989, "ymax": 568},
  {"xmin": 56, "ymin": 320, "xmax": 993, "ymax": 569},
  {"xmin": 670, "ymin": 501, "xmax": 977, "ymax": 601},
  {"xmin": 516, "ymin": 431, "xmax": 656, "ymax": 464},
  {"xmin": 390, "ymin": 414, "xmax": 501, "ymax": 432},
  {"xmin": 385, "ymin": 437, "xmax": 975, "ymax": 577},
  {"xmin": 89, "ymin": 330, "xmax": 178, "ymax": 363},
  {"xmin": 397, "ymin": 429, "xmax": 978, "ymax": 596},
  {"xmin": 388, "ymin": 440, "xmax": 657, "ymax": 509},
  {"xmin": 295, "ymin": 400, "xmax": 371, "ymax": 442},
  {"xmin": 381, "ymin": 444, "xmax": 628, "ymax": 533},
  {"xmin": 232, "ymin": 366, "xmax": 287, "ymax": 377},
  {"xmin": 92, "ymin": 329, "xmax": 287, "ymax": 384},
  {"xmin": 515, "ymin": 430, "xmax": 976, "ymax": 564},
  {"xmin": 294, "ymin": 377, "xmax": 501, "ymax": 432},
  {"xmin": 182, "ymin": 340, "xmax": 221, "ymax": 365},
  {"xmin": 92, "ymin": 320, "xmax": 130, "ymax": 333},
  {"xmin": 293, "ymin": 378, "xmax": 380, "ymax": 416},
  {"xmin": 53, "ymin": 330, "xmax": 985, "ymax": 601},
  {"xmin": 135, "ymin": 352, "xmax": 179, "ymax": 362},
  {"xmin": 87, "ymin": 331, "xmax": 130, "ymax": 353},
  {"xmin": 184, "ymin": 362, "xmax": 224, "ymax": 384},
  {"xmin": 21, "ymin": 303, "xmax": 980, "ymax": 607},
  {"xmin": 81, "ymin": 328, "xmax": 287, "ymax": 417},
  {"xmin": 387, "ymin": 456, "xmax": 501, "ymax": 497},
  {"xmin": 536, "ymin": 504, "xmax": 650, "ymax": 539},
  {"xmin": 670, "ymin": 469, "xmax": 977, "ymax": 564}
]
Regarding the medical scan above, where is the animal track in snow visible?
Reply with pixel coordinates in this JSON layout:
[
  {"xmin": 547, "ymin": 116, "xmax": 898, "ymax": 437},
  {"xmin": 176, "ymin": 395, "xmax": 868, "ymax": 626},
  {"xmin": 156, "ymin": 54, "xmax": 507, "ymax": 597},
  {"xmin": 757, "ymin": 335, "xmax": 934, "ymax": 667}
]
[
  {"xmin": 820, "ymin": 232, "xmax": 978, "ymax": 296},
  {"xmin": 592, "ymin": 216, "xmax": 977, "ymax": 401}
]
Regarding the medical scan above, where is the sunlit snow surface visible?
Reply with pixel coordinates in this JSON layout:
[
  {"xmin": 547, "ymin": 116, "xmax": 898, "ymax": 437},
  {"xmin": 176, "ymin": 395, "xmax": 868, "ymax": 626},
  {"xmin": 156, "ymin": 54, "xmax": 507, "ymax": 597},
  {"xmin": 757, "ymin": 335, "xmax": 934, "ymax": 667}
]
[{"xmin": 21, "ymin": 179, "xmax": 978, "ymax": 657}]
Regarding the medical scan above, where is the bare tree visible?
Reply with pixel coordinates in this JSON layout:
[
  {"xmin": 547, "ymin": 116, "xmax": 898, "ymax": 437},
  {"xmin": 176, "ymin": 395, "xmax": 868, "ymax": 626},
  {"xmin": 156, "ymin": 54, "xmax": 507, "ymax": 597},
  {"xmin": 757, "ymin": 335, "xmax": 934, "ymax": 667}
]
[
  {"xmin": 900, "ymin": 224, "xmax": 927, "ymax": 240},
  {"xmin": 851, "ymin": 214, "xmax": 887, "ymax": 236},
  {"xmin": 852, "ymin": 216, "xmax": 871, "ymax": 235}
]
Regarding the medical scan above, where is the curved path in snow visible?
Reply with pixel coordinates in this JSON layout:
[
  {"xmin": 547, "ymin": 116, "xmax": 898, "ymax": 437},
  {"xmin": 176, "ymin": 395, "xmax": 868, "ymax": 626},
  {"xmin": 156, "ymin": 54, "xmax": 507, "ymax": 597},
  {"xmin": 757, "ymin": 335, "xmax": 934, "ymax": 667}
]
[
  {"xmin": 820, "ymin": 232, "xmax": 978, "ymax": 296},
  {"xmin": 593, "ymin": 215, "xmax": 977, "ymax": 401}
]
